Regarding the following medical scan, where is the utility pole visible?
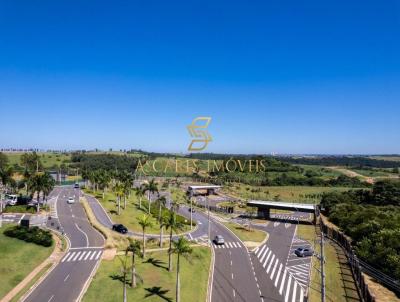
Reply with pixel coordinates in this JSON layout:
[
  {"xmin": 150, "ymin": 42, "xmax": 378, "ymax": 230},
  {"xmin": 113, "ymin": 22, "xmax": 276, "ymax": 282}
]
[
  {"xmin": 207, "ymin": 196, "xmax": 211, "ymax": 246},
  {"xmin": 321, "ymin": 229, "xmax": 326, "ymax": 302}
]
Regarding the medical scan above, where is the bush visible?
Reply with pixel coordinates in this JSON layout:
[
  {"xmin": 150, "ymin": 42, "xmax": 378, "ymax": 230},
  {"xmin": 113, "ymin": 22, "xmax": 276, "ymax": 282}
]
[{"xmin": 4, "ymin": 226, "xmax": 53, "ymax": 247}]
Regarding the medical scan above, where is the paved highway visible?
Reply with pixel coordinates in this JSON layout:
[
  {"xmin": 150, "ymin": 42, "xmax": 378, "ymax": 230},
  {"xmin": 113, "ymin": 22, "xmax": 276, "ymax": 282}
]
[{"xmin": 23, "ymin": 186, "xmax": 104, "ymax": 302}]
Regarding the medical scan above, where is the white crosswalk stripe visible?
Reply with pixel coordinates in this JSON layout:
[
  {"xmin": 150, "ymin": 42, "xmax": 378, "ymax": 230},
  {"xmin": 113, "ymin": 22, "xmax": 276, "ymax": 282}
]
[
  {"xmin": 253, "ymin": 243, "xmax": 310, "ymax": 302},
  {"xmin": 61, "ymin": 249, "xmax": 103, "ymax": 263}
]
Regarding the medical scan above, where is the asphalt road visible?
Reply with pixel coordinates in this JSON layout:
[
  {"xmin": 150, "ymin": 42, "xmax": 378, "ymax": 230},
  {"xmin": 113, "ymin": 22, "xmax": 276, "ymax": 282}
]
[{"xmin": 23, "ymin": 186, "xmax": 104, "ymax": 302}]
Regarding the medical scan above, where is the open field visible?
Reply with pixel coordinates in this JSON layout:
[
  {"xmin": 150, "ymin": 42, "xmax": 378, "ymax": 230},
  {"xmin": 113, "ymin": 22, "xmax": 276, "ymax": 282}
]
[
  {"xmin": 4, "ymin": 152, "xmax": 72, "ymax": 169},
  {"xmin": 0, "ymin": 224, "xmax": 54, "ymax": 299},
  {"xmin": 223, "ymin": 184, "xmax": 359, "ymax": 203},
  {"xmin": 83, "ymin": 247, "xmax": 211, "ymax": 302},
  {"xmin": 296, "ymin": 224, "xmax": 360, "ymax": 302}
]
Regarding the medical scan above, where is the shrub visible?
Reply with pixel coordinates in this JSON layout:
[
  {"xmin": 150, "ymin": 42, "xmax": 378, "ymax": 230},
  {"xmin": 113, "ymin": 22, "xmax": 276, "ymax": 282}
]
[{"xmin": 4, "ymin": 226, "xmax": 53, "ymax": 247}]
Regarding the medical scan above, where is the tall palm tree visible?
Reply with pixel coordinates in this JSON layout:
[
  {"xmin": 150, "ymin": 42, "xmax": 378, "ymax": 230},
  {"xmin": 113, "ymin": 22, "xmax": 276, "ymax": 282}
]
[
  {"xmin": 137, "ymin": 214, "xmax": 152, "ymax": 258},
  {"xmin": 134, "ymin": 186, "xmax": 145, "ymax": 209},
  {"xmin": 123, "ymin": 180, "xmax": 131, "ymax": 210},
  {"xmin": 165, "ymin": 211, "xmax": 183, "ymax": 271},
  {"xmin": 41, "ymin": 172, "xmax": 55, "ymax": 203},
  {"xmin": 118, "ymin": 252, "xmax": 130, "ymax": 302},
  {"xmin": 159, "ymin": 213, "xmax": 168, "ymax": 248},
  {"xmin": 114, "ymin": 182, "xmax": 124, "ymax": 215},
  {"xmin": 143, "ymin": 179, "xmax": 158, "ymax": 214},
  {"xmin": 171, "ymin": 237, "xmax": 193, "ymax": 302},
  {"xmin": 157, "ymin": 196, "xmax": 167, "ymax": 223},
  {"xmin": 126, "ymin": 238, "xmax": 142, "ymax": 288},
  {"xmin": 98, "ymin": 170, "xmax": 111, "ymax": 200}
]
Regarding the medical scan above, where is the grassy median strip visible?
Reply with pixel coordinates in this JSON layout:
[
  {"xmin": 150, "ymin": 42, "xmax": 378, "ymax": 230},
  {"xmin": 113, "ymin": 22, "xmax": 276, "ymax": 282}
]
[
  {"xmin": 83, "ymin": 246, "xmax": 210, "ymax": 302},
  {"xmin": 222, "ymin": 222, "xmax": 268, "ymax": 243},
  {"xmin": 0, "ymin": 224, "xmax": 53, "ymax": 300},
  {"xmin": 296, "ymin": 223, "xmax": 360, "ymax": 302}
]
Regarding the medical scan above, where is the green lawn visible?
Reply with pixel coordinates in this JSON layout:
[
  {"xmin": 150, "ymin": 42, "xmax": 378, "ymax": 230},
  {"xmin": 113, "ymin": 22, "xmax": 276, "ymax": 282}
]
[
  {"xmin": 222, "ymin": 222, "xmax": 267, "ymax": 243},
  {"xmin": 83, "ymin": 247, "xmax": 211, "ymax": 302},
  {"xmin": 296, "ymin": 224, "xmax": 360, "ymax": 302},
  {"xmin": 0, "ymin": 225, "xmax": 54, "ymax": 299},
  {"xmin": 224, "ymin": 184, "xmax": 356, "ymax": 203},
  {"xmin": 85, "ymin": 189, "xmax": 190, "ymax": 235}
]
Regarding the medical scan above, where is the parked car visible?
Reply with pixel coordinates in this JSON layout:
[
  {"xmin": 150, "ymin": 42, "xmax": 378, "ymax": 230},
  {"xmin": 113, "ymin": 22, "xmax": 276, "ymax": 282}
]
[
  {"xmin": 74, "ymin": 183, "xmax": 79, "ymax": 189},
  {"xmin": 294, "ymin": 247, "xmax": 313, "ymax": 257},
  {"xmin": 5, "ymin": 194, "xmax": 18, "ymax": 206},
  {"xmin": 213, "ymin": 235, "xmax": 225, "ymax": 245},
  {"xmin": 112, "ymin": 224, "xmax": 128, "ymax": 234},
  {"xmin": 67, "ymin": 197, "xmax": 75, "ymax": 204}
]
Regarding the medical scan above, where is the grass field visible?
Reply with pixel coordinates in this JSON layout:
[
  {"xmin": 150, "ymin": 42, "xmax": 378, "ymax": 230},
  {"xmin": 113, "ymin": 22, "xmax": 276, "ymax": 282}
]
[
  {"xmin": 4, "ymin": 152, "xmax": 72, "ymax": 169},
  {"xmin": 296, "ymin": 224, "xmax": 360, "ymax": 302},
  {"xmin": 0, "ymin": 224, "xmax": 53, "ymax": 299},
  {"xmin": 84, "ymin": 189, "xmax": 190, "ymax": 235},
  {"xmin": 222, "ymin": 222, "xmax": 267, "ymax": 243},
  {"xmin": 83, "ymin": 247, "xmax": 211, "ymax": 302},
  {"xmin": 224, "ymin": 184, "xmax": 357, "ymax": 203}
]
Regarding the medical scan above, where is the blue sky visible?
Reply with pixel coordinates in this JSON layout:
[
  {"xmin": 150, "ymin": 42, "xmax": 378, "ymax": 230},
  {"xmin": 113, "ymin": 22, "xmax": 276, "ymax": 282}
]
[{"xmin": 0, "ymin": 1, "xmax": 399, "ymax": 154}]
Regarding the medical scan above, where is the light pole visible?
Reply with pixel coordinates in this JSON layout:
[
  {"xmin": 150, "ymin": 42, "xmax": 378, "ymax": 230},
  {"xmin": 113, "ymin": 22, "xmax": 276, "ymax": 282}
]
[
  {"xmin": 207, "ymin": 196, "xmax": 211, "ymax": 246},
  {"xmin": 190, "ymin": 196, "xmax": 193, "ymax": 230}
]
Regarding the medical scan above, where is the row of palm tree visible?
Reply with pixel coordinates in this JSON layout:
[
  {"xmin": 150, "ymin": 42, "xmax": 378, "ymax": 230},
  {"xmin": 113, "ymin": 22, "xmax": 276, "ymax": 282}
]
[{"xmin": 28, "ymin": 172, "xmax": 56, "ymax": 212}]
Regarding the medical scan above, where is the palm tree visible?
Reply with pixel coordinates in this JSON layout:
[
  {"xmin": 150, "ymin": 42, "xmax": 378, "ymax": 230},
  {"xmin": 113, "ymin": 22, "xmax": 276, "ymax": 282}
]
[
  {"xmin": 41, "ymin": 172, "xmax": 55, "ymax": 203},
  {"xmin": 165, "ymin": 211, "xmax": 183, "ymax": 271},
  {"xmin": 171, "ymin": 237, "xmax": 193, "ymax": 302},
  {"xmin": 159, "ymin": 213, "xmax": 168, "ymax": 248},
  {"xmin": 134, "ymin": 186, "xmax": 145, "ymax": 210},
  {"xmin": 143, "ymin": 179, "xmax": 158, "ymax": 214},
  {"xmin": 123, "ymin": 180, "xmax": 131, "ymax": 210},
  {"xmin": 126, "ymin": 238, "xmax": 142, "ymax": 288},
  {"xmin": 98, "ymin": 170, "xmax": 111, "ymax": 200},
  {"xmin": 114, "ymin": 182, "xmax": 124, "ymax": 215},
  {"xmin": 171, "ymin": 199, "xmax": 183, "ymax": 213},
  {"xmin": 137, "ymin": 214, "xmax": 152, "ymax": 258},
  {"xmin": 118, "ymin": 252, "xmax": 130, "ymax": 302},
  {"xmin": 157, "ymin": 196, "xmax": 167, "ymax": 223}
]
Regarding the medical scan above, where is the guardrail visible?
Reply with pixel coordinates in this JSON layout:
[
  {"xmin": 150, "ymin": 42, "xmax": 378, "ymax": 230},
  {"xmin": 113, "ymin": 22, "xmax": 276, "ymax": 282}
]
[{"xmin": 320, "ymin": 216, "xmax": 400, "ymax": 302}]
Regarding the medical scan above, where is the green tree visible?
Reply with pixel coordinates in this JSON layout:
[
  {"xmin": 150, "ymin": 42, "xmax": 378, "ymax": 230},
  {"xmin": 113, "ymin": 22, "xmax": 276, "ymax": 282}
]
[
  {"xmin": 126, "ymin": 239, "xmax": 142, "ymax": 288},
  {"xmin": 171, "ymin": 237, "xmax": 193, "ymax": 302},
  {"xmin": 165, "ymin": 211, "xmax": 183, "ymax": 271},
  {"xmin": 114, "ymin": 182, "xmax": 124, "ymax": 215},
  {"xmin": 157, "ymin": 196, "xmax": 167, "ymax": 223},
  {"xmin": 142, "ymin": 179, "xmax": 158, "ymax": 214},
  {"xmin": 137, "ymin": 214, "xmax": 152, "ymax": 258},
  {"xmin": 134, "ymin": 186, "xmax": 145, "ymax": 210}
]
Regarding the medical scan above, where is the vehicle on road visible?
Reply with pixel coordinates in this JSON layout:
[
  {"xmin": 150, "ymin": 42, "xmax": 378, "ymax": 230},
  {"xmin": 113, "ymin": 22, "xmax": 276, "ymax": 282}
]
[
  {"xmin": 213, "ymin": 235, "xmax": 225, "ymax": 245},
  {"xmin": 294, "ymin": 247, "xmax": 313, "ymax": 257},
  {"xmin": 112, "ymin": 224, "xmax": 128, "ymax": 234},
  {"xmin": 188, "ymin": 208, "xmax": 196, "ymax": 213},
  {"xmin": 67, "ymin": 197, "xmax": 75, "ymax": 204},
  {"xmin": 5, "ymin": 194, "xmax": 18, "ymax": 206},
  {"xmin": 74, "ymin": 183, "xmax": 79, "ymax": 189}
]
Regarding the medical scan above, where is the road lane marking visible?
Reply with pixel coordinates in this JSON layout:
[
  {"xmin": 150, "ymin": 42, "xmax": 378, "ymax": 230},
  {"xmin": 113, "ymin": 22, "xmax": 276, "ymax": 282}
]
[
  {"xmin": 292, "ymin": 282, "xmax": 297, "ymax": 302},
  {"xmin": 78, "ymin": 251, "xmax": 86, "ymax": 261},
  {"xmin": 256, "ymin": 245, "xmax": 266, "ymax": 257},
  {"xmin": 64, "ymin": 274, "xmax": 70, "ymax": 282},
  {"xmin": 47, "ymin": 295, "xmax": 54, "ymax": 302},
  {"xmin": 270, "ymin": 258, "xmax": 279, "ymax": 279},
  {"xmin": 279, "ymin": 269, "xmax": 287, "ymax": 295},
  {"xmin": 72, "ymin": 251, "xmax": 81, "ymax": 261},
  {"xmin": 66, "ymin": 252, "xmax": 76, "ymax": 262},
  {"xmin": 75, "ymin": 223, "xmax": 89, "ymax": 248},
  {"xmin": 266, "ymin": 254, "xmax": 275, "ymax": 273},
  {"xmin": 84, "ymin": 251, "xmax": 92, "ymax": 260},
  {"xmin": 95, "ymin": 251, "xmax": 102, "ymax": 260},
  {"xmin": 263, "ymin": 251, "xmax": 272, "ymax": 268},
  {"xmin": 284, "ymin": 275, "xmax": 292, "ymax": 302},
  {"xmin": 275, "ymin": 263, "xmax": 283, "ymax": 287},
  {"xmin": 90, "ymin": 251, "xmax": 96, "ymax": 260},
  {"xmin": 259, "ymin": 247, "xmax": 269, "ymax": 263}
]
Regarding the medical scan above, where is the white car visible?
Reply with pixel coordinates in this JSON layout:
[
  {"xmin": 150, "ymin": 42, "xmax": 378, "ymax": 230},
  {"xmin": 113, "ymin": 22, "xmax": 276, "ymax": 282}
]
[{"xmin": 67, "ymin": 197, "xmax": 75, "ymax": 204}]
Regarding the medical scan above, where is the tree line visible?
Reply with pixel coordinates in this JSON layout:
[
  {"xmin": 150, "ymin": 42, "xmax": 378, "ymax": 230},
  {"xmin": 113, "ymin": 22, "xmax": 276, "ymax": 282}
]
[{"xmin": 320, "ymin": 180, "xmax": 400, "ymax": 280}]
